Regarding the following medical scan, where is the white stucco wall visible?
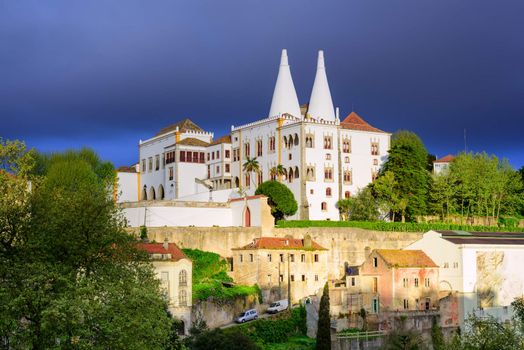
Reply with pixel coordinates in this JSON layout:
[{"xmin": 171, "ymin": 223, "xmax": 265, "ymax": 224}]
[
  {"xmin": 123, "ymin": 205, "xmax": 233, "ymax": 227},
  {"xmin": 116, "ymin": 172, "xmax": 139, "ymax": 203}
]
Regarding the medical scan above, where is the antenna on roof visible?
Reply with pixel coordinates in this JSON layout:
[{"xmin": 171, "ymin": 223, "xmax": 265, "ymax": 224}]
[{"xmin": 464, "ymin": 128, "xmax": 467, "ymax": 153}]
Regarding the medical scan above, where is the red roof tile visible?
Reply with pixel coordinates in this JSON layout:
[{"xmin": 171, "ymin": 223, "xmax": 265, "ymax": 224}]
[
  {"xmin": 137, "ymin": 242, "xmax": 188, "ymax": 261},
  {"xmin": 434, "ymin": 154, "xmax": 455, "ymax": 163},
  {"xmin": 376, "ymin": 249, "xmax": 438, "ymax": 268},
  {"xmin": 234, "ymin": 237, "xmax": 327, "ymax": 251},
  {"xmin": 117, "ymin": 165, "xmax": 137, "ymax": 173},
  {"xmin": 155, "ymin": 118, "xmax": 204, "ymax": 136},
  {"xmin": 210, "ymin": 135, "xmax": 232, "ymax": 146},
  {"xmin": 340, "ymin": 112, "xmax": 386, "ymax": 133}
]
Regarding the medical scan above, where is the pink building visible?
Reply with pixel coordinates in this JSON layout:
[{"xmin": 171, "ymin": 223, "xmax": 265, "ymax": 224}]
[{"xmin": 348, "ymin": 249, "xmax": 439, "ymax": 313}]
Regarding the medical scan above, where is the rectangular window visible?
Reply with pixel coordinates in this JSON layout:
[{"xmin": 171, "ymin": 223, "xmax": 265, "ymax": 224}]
[
  {"xmin": 279, "ymin": 254, "xmax": 284, "ymax": 263},
  {"xmin": 141, "ymin": 159, "xmax": 146, "ymax": 172},
  {"xmin": 207, "ymin": 153, "xmax": 210, "ymax": 161},
  {"xmin": 212, "ymin": 152, "xmax": 215, "ymax": 160},
  {"xmin": 257, "ymin": 140, "xmax": 263, "ymax": 156},
  {"xmin": 249, "ymin": 254, "xmax": 253, "ymax": 262},
  {"xmin": 169, "ymin": 167, "xmax": 174, "ymax": 181},
  {"xmin": 268, "ymin": 274, "xmax": 272, "ymax": 285},
  {"xmin": 216, "ymin": 150, "xmax": 220, "ymax": 159},
  {"xmin": 314, "ymin": 254, "xmax": 319, "ymax": 262},
  {"xmin": 343, "ymin": 170, "xmax": 352, "ymax": 184},
  {"xmin": 200, "ymin": 152, "xmax": 205, "ymax": 163},
  {"xmin": 403, "ymin": 299, "xmax": 409, "ymax": 310},
  {"xmin": 186, "ymin": 151, "xmax": 192, "ymax": 163},
  {"xmin": 414, "ymin": 278, "xmax": 419, "ymax": 287},
  {"xmin": 180, "ymin": 151, "xmax": 186, "ymax": 162},
  {"xmin": 155, "ymin": 155, "xmax": 160, "ymax": 171},
  {"xmin": 162, "ymin": 153, "xmax": 165, "ymax": 169},
  {"xmin": 342, "ymin": 139, "xmax": 351, "ymax": 153},
  {"xmin": 257, "ymin": 171, "xmax": 263, "ymax": 186},
  {"xmin": 290, "ymin": 254, "xmax": 294, "ymax": 263},
  {"xmin": 207, "ymin": 165, "xmax": 210, "ymax": 178},
  {"xmin": 290, "ymin": 275, "xmax": 295, "ymax": 282},
  {"xmin": 148, "ymin": 157, "xmax": 153, "ymax": 172},
  {"xmin": 425, "ymin": 278, "xmax": 430, "ymax": 288},
  {"xmin": 267, "ymin": 254, "xmax": 272, "ymax": 262},
  {"xmin": 244, "ymin": 142, "xmax": 250, "ymax": 158},
  {"xmin": 403, "ymin": 278, "xmax": 408, "ymax": 288},
  {"xmin": 373, "ymin": 298, "xmax": 379, "ymax": 313},
  {"xmin": 373, "ymin": 257, "xmax": 378, "ymax": 267},
  {"xmin": 239, "ymin": 254, "xmax": 243, "ymax": 263},
  {"xmin": 324, "ymin": 167, "xmax": 333, "ymax": 181},
  {"xmin": 301, "ymin": 275, "xmax": 306, "ymax": 282},
  {"xmin": 351, "ymin": 277, "xmax": 356, "ymax": 286},
  {"xmin": 280, "ymin": 274, "xmax": 284, "ymax": 282},
  {"xmin": 225, "ymin": 150, "xmax": 230, "ymax": 158},
  {"xmin": 216, "ymin": 166, "xmax": 220, "ymax": 174},
  {"xmin": 301, "ymin": 254, "xmax": 305, "ymax": 262},
  {"xmin": 193, "ymin": 152, "xmax": 199, "ymax": 163},
  {"xmin": 305, "ymin": 134, "xmax": 314, "ymax": 148},
  {"xmin": 315, "ymin": 274, "xmax": 318, "ymax": 281},
  {"xmin": 325, "ymin": 153, "xmax": 331, "ymax": 160},
  {"xmin": 323, "ymin": 136, "xmax": 332, "ymax": 149},
  {"xmin": 225, "ymin": 164, "xmax": 230, "ymax": 173},
  {"xmin": 344, "ymin": 156, "xmax": 350, "ymax": 163},
  {"xmin": 372, "ymin": 277, "xmax": 378, "ymax": 293},
  {"xmin": 371, "ymin": 142, "xmax": 379, "ymax": 156}
]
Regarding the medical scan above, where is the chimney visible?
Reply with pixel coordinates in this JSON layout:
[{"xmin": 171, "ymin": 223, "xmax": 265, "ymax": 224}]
[
  {"xmin": 163, "ymin": 238, "xmax": 169, "ymax": 251},
  {"xmin": 304, "ymin": 234, "xmax": 312, "ymax": 249}
]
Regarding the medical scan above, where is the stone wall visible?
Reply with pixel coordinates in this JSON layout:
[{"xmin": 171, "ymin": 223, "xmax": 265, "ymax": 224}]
[
  {"xmin": 191, "ymin": 295, "xmax": 260, "ymax": 329},
  {"xmin": 130, "ymin": 226, "xmax": 423, "ymax": 281}
]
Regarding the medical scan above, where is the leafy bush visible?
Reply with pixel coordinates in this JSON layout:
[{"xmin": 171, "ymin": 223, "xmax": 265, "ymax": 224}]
[
  {"xmin": 255, "ymin": 180, "xmax": 298, "ymax": 221},
  {"xmin": 226, "ymin": 306, "xmax": 307, "ymax": 344},
  {"xmin": 276, "ymin": 220, "xmax": 524, "ymax": 232},
  {"xmin": 182, "ymin": 248, "xmax": 260, "ymax": 302}
]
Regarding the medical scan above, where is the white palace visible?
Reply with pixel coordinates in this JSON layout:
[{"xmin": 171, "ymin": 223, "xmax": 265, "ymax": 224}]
[{"xmin": 117, "ymin": 49, "xmax": 391, "ymax": 222}]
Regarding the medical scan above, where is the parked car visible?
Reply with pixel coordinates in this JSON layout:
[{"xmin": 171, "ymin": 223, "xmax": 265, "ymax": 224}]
[
  {"xmin": 267, "ymin": 300, "xmax": 289, "ymax": 314},
  {"xmin": 235, "ymin": 309, "xmax": 258, "ymax": 323}
]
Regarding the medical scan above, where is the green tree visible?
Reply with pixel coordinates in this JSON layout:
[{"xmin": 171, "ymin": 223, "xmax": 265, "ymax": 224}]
[
  {"xmin": 336, "ymin": 199, "xmax": 351, "ymax": 220},
  {"xmin": 0, "ymin": 141, "xmax": 172, "ymax": 349},
  {"xmin": 347, "ymin": 187, "xmax": 379, "ymax": 221},
  {"xmin": 431, "ymin": 318, "xmax": 445, "ymax": 350},
  {"xmin": 429, "ymin": 172, "xmax": 456, "ymax": 220},
  {"xmin": 371, "ymin": 171, "xmax": 408, "ymax": 222},
  {"xmin": 255, "ymin": 180, "xmax": 298, "ymax": 222},
  {"xmin": 269, "ymin": 164, "xmax": 286, "ymax": 181},
  {"xmin": 190, "ymin": 328, "xmax": 260, "ymax": 350},
  {"xmin": 243, "ymin": 156, "xmax": 260, "ymax": 187},
  {"xmin": 316, "ymin": 283, "xmax": 331, "ymax": 350},
  {"xmin": 454, "ymin": 315, "xmax": 524, "ymax": 350},
  {"xmin": 381, "ymin": 131, "xmax": 430, "ymax": 221}
]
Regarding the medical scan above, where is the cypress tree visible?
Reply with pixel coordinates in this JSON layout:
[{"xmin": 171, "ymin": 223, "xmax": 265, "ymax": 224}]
[{"xmin": 316, "ymin": 282, "xmax": 331, "ymax": 350}]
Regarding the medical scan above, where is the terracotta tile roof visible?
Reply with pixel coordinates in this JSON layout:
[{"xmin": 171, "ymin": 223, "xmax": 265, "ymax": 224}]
[
  {"xmin": 229, "ymin": 194, "xmax": 266, "ymax": 203},
  {"xmin": 155, "ymin": 118, "xmax": 204, "ymax": 136},
  {"xmin": 234, "ymin": 237, "xmax": 327, "ymax": 251},
  {"xmin": 176, "ymin": 138, "xmax": 210, "ymax": 147},
  {"xmin": 375, "ymin": 249, "xmax": 438, "ymax": 268},
  {"xmin": 117, "ymin": 165, "xmax": 137, "ymax": 173},
  {"xmin": 137, "ymin": 242, "xmax": 188, "ymax": 262},
  {"xmin": 434, "ymin": 154, "xmax": 455, "ymax": 163},
  {"xmin": 210, "ymin": 135, "xmax": 232, "ymax": 146},
  {"xmin": 340, "ymin": 112, "xmax": 386, "ymax": 133}
]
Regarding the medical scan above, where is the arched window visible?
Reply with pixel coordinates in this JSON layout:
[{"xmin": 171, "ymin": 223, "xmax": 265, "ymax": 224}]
[
  {"xmin": 326, "ymin": 187, "xmax": 332, "ymax": 197},
  {"xmin": 149, "ymin": 186, "xmax": 156, "ymax": 200},
  {"xmin": 235, "ymin": 177, "xmax": 240, "ymax": 188},
  {"xmin": 179, "ymin": 289, "xmax": 187, "ymax": 307},
  {"xmin": 321, "ymin": 202, "xmax": 327, "ymax": 211},
  {"xmin": 244, "ymin": 206, "xmax": 251, "ymax": 227},
  {"xmin": 158, "ymin": 185, "xmax": 165, "ymax": 200},
  {"xmin": 294, "ymin": 133, "xmax": 299, "ymax": 146},
  {"xmin": 283, "ymin": 136, "xmax": 288, "ymax": 148},
  {"xmin": 142, "ymin": 186, "xmax": 148, "ymax": 201},
  {"xmin": 288, "ymin": 168, "xmax": 293, "ymax": 183},
  {"xmin": 345, "ymin": 191, "xmax": 351, "ymax": 199},
  {"xmin": 294, "ymin": 166, "xmax": 299, "ymax": 178},
  {"xmin": 179, "ymin": 270, "xmax": 187, "ymax": 287}
]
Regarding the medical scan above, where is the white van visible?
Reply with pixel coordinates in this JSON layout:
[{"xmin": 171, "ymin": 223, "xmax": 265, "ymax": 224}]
[
  {"xmin": 267, "ymin": 300, "xmax": 289, "ymax": 314},
  {"xmin": 235, "ymin": 309, "xmax": 258, "ymax": 323}
]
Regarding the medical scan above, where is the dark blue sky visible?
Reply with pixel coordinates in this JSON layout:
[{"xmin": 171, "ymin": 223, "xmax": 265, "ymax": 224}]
[{"xmin": 1, "ymin": 0, "xmax": 523, "ymax": 168}]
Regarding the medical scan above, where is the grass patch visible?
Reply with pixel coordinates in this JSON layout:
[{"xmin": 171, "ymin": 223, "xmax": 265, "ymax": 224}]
[
  {"xmin": 182, "ymin": 248, "xmax": 260, "ymax": 302},
  {"xmin": 262, "ymin": 335, "xmax": 315, "ymax": 350},
  {"xmin": 276, "ymin": 220, "xmax": 524, "ymax": 233}
]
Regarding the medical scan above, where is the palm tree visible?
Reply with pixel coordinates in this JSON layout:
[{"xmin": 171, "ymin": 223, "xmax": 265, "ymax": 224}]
[
  {"xmin": 269, "ymin": 164, "xmax": 286, "ymax": 182},
  {"xmin": 243, "ymin": 157, "xmax": 260, "ymax": 188}
]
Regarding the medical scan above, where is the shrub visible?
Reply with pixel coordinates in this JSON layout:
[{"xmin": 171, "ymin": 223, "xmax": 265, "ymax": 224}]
[{"xmin": 255, "ymin": 180, "xmax": 298, "ymax": 222}]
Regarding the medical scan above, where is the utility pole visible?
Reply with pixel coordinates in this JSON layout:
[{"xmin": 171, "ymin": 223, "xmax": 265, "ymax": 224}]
[{"xmin": 287, "ymin": 253, "xmax": 291, "ymax": 307}]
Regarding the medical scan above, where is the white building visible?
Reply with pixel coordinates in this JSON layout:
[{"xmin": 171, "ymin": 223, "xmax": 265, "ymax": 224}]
[
  {"xmin": 433, "ymin": 154, "xmax": 455, "ymax": 175},
  {"xmin": 405, "ymin": 230, "xmax": 524, "ymax": 328},
  {"xmin": 119, "ymin": 49, "xmax": 390, "ymax": 221},
  {"xmin": 138, "ymin": 241, "xmax": 193, "ymax": 335}
]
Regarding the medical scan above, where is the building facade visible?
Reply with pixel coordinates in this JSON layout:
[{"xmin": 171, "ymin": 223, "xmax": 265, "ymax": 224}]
[
  {"xmin": 138, "ymin": 241, "xmax": 193, "ymax": 335},
  {"xmin": 230, "ymin": 236, "xmax": 328, "ymax": 303},
  {"xmin": 346, "ymin": 249, "xmax": 439, "ymax": 314},
  {"xmin": 405, "ymin": 230, "xmax": 524, "ymax": 328},
  {"xmin": 121, "ymin": 49, "xmax": 390, "ymax": 221}
]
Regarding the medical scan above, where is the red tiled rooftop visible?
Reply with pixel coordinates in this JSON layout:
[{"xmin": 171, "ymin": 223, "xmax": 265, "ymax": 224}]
[
  {"xmin": 234, "ymin": 237, "xmax": 327, "ymax": 251},
  {"xmin": 376, "ymin": 249, "xmax": 438, "ymax": 268},
  {"xmin": 433, "ymin": 154, "xmax": 455, "ymax": 163},
  {"xmin": 137, "ymin": 242, "xmax": 188, "ymax": 261},
  {"xmin": 340, "ymin": 112, "xmax": 386, "ymax": 133},
  {"xmin": 210, "ymin": 135, "xmax": 232, "ymax": 146}
]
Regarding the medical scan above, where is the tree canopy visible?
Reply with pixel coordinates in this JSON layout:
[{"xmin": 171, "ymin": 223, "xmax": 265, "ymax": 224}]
[
  {"xmin": 316, "ymin": 282, "xmax": 331, "ymax": 350},
  {"xmin": 255, "ymin": 180, "xmax": 298, "ymax": 222},
  {"xmin": 0, "ymin": 140, "xmax": 174, "ymax": 349}
]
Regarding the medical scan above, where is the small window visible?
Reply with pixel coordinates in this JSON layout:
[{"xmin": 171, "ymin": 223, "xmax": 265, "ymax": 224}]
[
  {"xmin": 326, "ymin": 188, "xmax": 332, "ymax": 197},
  {"xmin": 344, "ymin": 156, "xmax": 350, "ymax": 163},
  {"xmin": 344, "ymin": 191, "xmax": 350, "ymax": 199},
  {"xmin": 301, "ymin": 275, "xmax": 306, "ymax": 281},
  {"xmin": 267, "ymin": 254, "xmax": 272, "ymax": 262},
  {"xmin": 279, "ymin": 274, "xmax": 284, "ymax": 282},
  {"xmin": 414, "ymin": 278, "xmax": 419, "ymax": 287},
  {"xmin": 249, "ymin": 254, "xmax": 254, "ymax": 262},
  {"xmin": 325, "ymin": 153, "xmax": 331, "ymax": 160},
  {"xmin": 321, "ymin": 202, "xmax": 327, "ymax": 211},
  {"xmin": 373, "ymin": 159, "xmax": 378, "ymax": 166},
  {"xmin": 314, "ymin": 254, "xmax": 319, "ymax": 262},
  {"xmin": 301, "ymin": 254, "xmax": 305, "ymax": 262},
  {"xmin": 290, "ymin": 254, "xmax": 294, "ymax": 262},
  {"xmin": 403, "ymin": 278, "xmax": 408, "ymax": 288},
  {"xmin": 280, "ymin": 254, "xmax": 284, "ymax": 262},
  {"xmin": 373, "ymin": 257, "xmax": 378, "ymax": 268},
  {"xmin": 403, "ymin": 299, "xmax": 409, "ymax": 310},
  {"xmin": 290, "ymin": 275, "xmax": 295, "ymax": 282},
  {"xmin": 239, "ymin": 254, "xmax": 243, "ymax": 263},
  {"xmin": 351, "ymin": 277, "xmax": 356, "ymax": 286},
  {"xmin": 315, "ymin": 274, "xmax": 318, "ymax": 281},
  {"xmin": 425, "ymin": 278, "xmax": 430, "ymax": 288},
  {"xmin": 225, "ymin": 150, "xmax": 230, "ymax": 158},
  {"xmin": 372, "ymin": 277, "xmax": 378, "ymax": 293}
]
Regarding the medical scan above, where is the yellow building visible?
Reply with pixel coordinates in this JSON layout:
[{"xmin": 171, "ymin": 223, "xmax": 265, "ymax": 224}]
[
  {"xmin": 139, "ymin": 241, "xmax": 192, "ymax": 335},
  {"xmin": 230, "ymin": 235, "xmax": 328, "ymax": 303}
]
